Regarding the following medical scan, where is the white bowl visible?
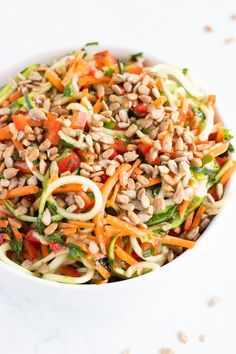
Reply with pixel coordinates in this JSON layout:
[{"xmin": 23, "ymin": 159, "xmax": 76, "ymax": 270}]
[{"xmin": 0, "ymin": 46, "xmax": 235, "ymax": 310}]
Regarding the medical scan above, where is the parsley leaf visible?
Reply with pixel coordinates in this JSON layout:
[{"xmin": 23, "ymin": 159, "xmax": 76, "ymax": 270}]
[
  {"xmin": 192, "ymin": 107, "xmax": 206, "ymax": 120},
  {"xmin": 129, "ymin": 52, "xmax": 143, "ymax": 61}
]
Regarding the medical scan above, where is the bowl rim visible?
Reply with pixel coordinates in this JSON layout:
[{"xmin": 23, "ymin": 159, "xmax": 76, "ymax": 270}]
[{"xmin": 0, "ymin": 44, "xmax": 235, "ymax": 292}]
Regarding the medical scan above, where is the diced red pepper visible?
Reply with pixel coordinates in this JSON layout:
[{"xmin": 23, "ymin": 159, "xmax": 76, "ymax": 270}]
[
  {"xmin": 133, "ymin": 103, "xmax": 147, "ymax": 115},
  {"xmin": 71, "ymin": 111, "xmax": 89, "ymax": 130},
  {"xmin": 14, "ymin": 161, "xmax": 31, "ymax": 174},
  {"xmin": 139, "ymin": 143, "xmax": 161, "ymax": 165},
  {"xmin": 79, "ymin": 191, "xmax": 94, "ymax": 210},
  {"xmin": 12, "ymin": 114, "xmax": 28, "ymax": 131},
  {"xmin": 59, "ymin": 265, "xmax": 80, "ymax": 277},
  {"xmin": 49, "ymin": 242, "xmax": 65, "ymax": 254},
  {"xmin": 113, "ymin": 139, "xmax": 128, "ymax": 155},
  {"xmin": 23, "ymin": 240, "xmax": 38, "ymax": 261},
  {"xmin": 25, "ymin": 229, "xmax": 41, "ymax": 245},
  {"xmin": 57, "ymin": 151, "xmax": 80, "ymax": 173},
  {"xmin": 94, "ymin": 50, "xmax": 115, "ymax": 69},
  {"xmin": 43, "ymin": 112, "xmax": 62, "ymax": 146}
]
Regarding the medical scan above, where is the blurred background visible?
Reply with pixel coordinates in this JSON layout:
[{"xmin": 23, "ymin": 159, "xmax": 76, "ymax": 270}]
[{"xmin": 0, "ymin": 0, "xmax": 235, "ymax": 353}]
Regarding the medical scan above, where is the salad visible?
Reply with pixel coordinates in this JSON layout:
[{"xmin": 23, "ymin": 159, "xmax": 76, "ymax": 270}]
[{"xmin": 0, "ymin": 44, "xmax": 235, "ymax": 284}]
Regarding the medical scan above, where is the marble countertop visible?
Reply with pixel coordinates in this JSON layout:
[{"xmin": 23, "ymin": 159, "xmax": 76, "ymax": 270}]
[{"xmin": 0, "ymin": 0, "xmax": 236, "ymax": 353}]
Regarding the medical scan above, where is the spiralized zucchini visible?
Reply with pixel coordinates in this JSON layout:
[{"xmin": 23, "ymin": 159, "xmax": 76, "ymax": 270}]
[{"xmin": 40, "ymin": 175, "xmax": 103, "ymax": 221}]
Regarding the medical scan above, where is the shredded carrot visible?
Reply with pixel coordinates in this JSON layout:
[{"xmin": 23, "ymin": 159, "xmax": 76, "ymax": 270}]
[
  {"xmin": 68, "ymin": 220, "xmax": 95, "ymax": 228},
  {"xmin": 9, "ymin": 91, "xmax": 23, "ymax": 103},
  {"xmin": 178, "ymin": 200, "xmax": 189, "ymax": 219},
  {"xmin": 6, "ymin": 185, "xmax": 39, "ymax": 199},
  {"xmin": 62, "ymin": 51, "xmax": 84, "ymax": 86},
  {"xmin": 33, "ymin": 197, "xmax": 40, "ymax": 210},
  {"xmin": 190, "ymin": 205, "xmax": 206, "ymax": 230},
  {"xmin": 107, "ymin": 182, "xmax": 120, "ymax": 207},
  {"xmin": 115, "ymin": 245, "xmax": 137, "ymax": 266},
  {"xmin": 41, "ymin": 244, "xmax": 49, "ymax": 258},
  {"xmin": 208, "ymin": 142, "xmax": 229, "ymax": 158},
  {"xmin": 11, "ymin": 227, "xmax": 22, "ymax": 240},
  {"xmin": 93, "ymin": 279, "xmax": 109, "ymax": 284},
  {"xmin": 126, "ymin": 65, "xmax": 143, "ymax": 74},
  {"xmin": 61, "ymin": 228, "xmax": 77, "ymax": 236},
  {"xmin": 12, "ymin": 138, "xmax": 24, "ymax": 152},
  {"xmin": 93, "ymin": 98, "xmax": 103, "ymax": 114},
  {"xmin": 66, "ymin": 237, "xmax": 89, "ymax": 253},
  {"xmin": 81, "ymin": 88, "xmax": 88, "ymax": 98},
  {"xmin": 140, "ymin": 135, "xmax": 154, "ymax": 146},
  {"xmin": 156, "ymin": 77, "xmax": 164, "ymax": 91},
  {"xmin": 53, "ymin": 184, "xmax": 82, "ymax": 194},
  {"xmin": 220, "ymin": 161, "xmax": 236, "ymax": 185},
  {"xmin": 0, "ymin": 220, "xmax": 8, "ymax": 228},
  {"xmin": 2, "ymin": 233, "xmax": 10, "ymax": 241},
  {"xmin": 78, "ymin": 75, "xmax": 110, "ymax": 87},
  {"xmin": 207, "ymin": 95, "xmax": 216, "ymax": 106},
  {"xmin": 128, "ymin": 159, "xmax": 141, "ymax": 177},
  {"xmin": 216, "ymin": 127, "xmax": 224, "ymax": 143},
  {"xmin": 104, "ymin": 225, "xmax": 127, "ymax": 238},
  {"xmin": 184, "ymin": 211, "xmax": 195, "ymax": 232},
  {"xmin": 143, "ymin": 177, "xmax": 162, "ymax": 188},
  {"xmin": 1, "ymin": 100, "xmax": 10, "ymax": 108},
  {"xmin": 94, "ymin": 163, "xmax": 131, "ymax": 254},
  {"xmin": 0, "ymin": 126, "xmax": 12, "ymax": 140},
  {"xmin": 45, "ymin": 69, "xmax": 64, "ymax": 92},
  {"xmin": 106, "ymin": 215, "xmax": 195, "ymax": 249},
  {"xmin": 152, "ymin": 96, "xmax": 167, "ymax": 107},
  {"xmin": 95, "ymin": 263, "xmax": 110, "ymax": 279}
]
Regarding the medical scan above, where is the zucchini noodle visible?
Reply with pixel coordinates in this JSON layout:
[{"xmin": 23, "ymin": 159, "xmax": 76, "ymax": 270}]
[
  {"xmin": 39, "ymin": 175, "xmax": 102, "ymax": 221},
  {"xmin": 42, "ymin": 268, "xmax": 94, "ymax": 284},
  {"xmin": 58, "ymin": 130, "xmax": 87, "ymax": 149},
  {"xmin": 130, "ymin": 237, "xmax": 168, "ymax": 265},
  {"xmin": 150, "ymin": 64, "xmax": 204, "ymax": 99},
  {"xmin": 126, "ymin": 262, "xmax": 160, "ymax": 278},
  {"xmin": 0, "ymin": 243, "xmax": 33, "ymax": 275},
  {"xmin": 25, "ymin": 156, "xmax": 44, "ymax": 182}
]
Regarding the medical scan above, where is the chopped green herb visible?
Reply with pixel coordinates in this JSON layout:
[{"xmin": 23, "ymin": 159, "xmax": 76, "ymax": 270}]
[
  {"xmin": 146, "ymin": 205, "xmax": 177, "ymax": 227},
  {"xmin": 143, "ymin": 249, "xmax": 152, "ymax": 258},
  {"xmin": 24, "ymin": 93, "xmax": 34, "ymax": 109},
  {"xmin": 46, "ymin": 233, "xmax": 64, "ymax": 245},
  {"xmin": 64, "ymin": 84, "xmax": 71, "ymax": 97},
  {"xmin": 68, "ymin": 243, "xmax": 86, "ymax": 259},
  {"xmin": 85, "ymin": 41, "xmax": 99, "ymax": 46},
  {"xmin": 182, "ymin": 68, "xmax": 189, "ymax": 75},
  {"xmin": 105, "ymin": 67, "xmax": 114, "ymax": 78},
  {"xmin": 223, "ymin": 129, "xmax": 234, "ymax": 141},
  {"xmin": 6, "ymin": 227, "xmax": 23, "ymax": 257},
  {"xmin": 117, "ymin": 59, "xmax": 123, "ymax": 74},
  {"xmin": 190, "ymin": 166, "xmax": 218, "ymax": 176},
  {"xmin": 128, "ymin": 109, "xmax": 142, "ymax": 118},
  {"xmin": 142, "ymin": 128, "xmax": 151, "ymax": 135},
  {"xmin": 192, "ymin": 107, "xmax": 206, "ymax": 120},
  {"xmin": 129, "ymin": 52, "xmax": 143, "ymax": 61},
  {"xmin": 58, "ymin": 139, "xmax": 73, "ymax": 151},
  {"xmin": 10, "ymin": 239, "xmax": 23, "ymax": 257},
  {"xmin": 47, "ymin": 203, "xmax": 58, "ymax": 215},
  {"xmin": 33, "ymin": 159, "xmax": 39, "ymax": 166},
  {"xmin": 37, "ymin": 218, "xmax": 45, "ymax": 234},
  {"xmin": 104, "ymin": 120, "xmax": 116, "ymax": 129},
  {"xmin": 229, "ymin": 142, "xmax": 235, "ymax": 153}
]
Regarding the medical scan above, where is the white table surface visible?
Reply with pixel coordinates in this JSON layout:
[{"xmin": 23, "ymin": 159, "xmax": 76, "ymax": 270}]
[{"xmin": 0, "ymin": 0, "xmax": 236, "ymax": 353}]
